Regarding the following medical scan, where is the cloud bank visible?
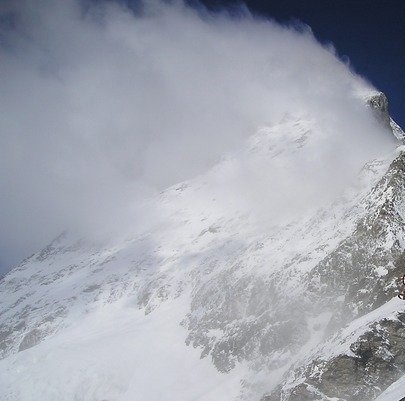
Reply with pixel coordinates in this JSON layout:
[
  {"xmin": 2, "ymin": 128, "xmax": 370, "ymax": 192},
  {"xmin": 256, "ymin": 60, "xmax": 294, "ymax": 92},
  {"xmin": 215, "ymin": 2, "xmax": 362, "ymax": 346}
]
[{"xmin": 0, "ymin": 0, "xmax": 395, "ymax": 274}]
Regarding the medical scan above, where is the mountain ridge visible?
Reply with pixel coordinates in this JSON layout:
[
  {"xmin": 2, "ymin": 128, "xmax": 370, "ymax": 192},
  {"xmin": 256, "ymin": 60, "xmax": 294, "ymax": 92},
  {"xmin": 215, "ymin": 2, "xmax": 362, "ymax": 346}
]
[{"xmin": 1, "ymin": 92, "xmax": 404, "ymax": 401}]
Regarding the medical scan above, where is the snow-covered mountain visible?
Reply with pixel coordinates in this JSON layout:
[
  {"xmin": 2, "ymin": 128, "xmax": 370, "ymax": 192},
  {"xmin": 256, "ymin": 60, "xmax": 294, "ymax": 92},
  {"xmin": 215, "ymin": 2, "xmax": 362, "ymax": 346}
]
[{"xmin": 1, "ymin": 92, "xmax": 405, "ymax": 401}]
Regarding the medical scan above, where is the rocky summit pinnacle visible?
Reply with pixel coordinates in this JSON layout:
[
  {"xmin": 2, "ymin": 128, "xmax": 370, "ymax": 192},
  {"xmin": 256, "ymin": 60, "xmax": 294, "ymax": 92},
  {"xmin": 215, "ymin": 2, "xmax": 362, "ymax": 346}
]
[{"xmin": 367, "ymin": 92, "xmax": 404, "ymax": 141}]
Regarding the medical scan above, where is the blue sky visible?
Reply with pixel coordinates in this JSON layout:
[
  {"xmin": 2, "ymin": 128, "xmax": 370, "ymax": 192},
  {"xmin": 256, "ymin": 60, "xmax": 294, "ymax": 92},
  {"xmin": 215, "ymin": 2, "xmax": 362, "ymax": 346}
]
[{"xmin": 143, "ymin": 0, "xmax": 405, "ymax": 127}]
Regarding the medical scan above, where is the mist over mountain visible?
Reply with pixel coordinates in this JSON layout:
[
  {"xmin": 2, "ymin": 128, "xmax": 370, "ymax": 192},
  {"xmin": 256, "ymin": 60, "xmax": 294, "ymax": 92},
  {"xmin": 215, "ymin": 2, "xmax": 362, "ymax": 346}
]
[
  {"xmin": 1, "ymin": 1, "xmax": 405, "ymax": 401},
  {"xmin": 0, "ymin": 0, "xmax": 394, "ymax": 274}
]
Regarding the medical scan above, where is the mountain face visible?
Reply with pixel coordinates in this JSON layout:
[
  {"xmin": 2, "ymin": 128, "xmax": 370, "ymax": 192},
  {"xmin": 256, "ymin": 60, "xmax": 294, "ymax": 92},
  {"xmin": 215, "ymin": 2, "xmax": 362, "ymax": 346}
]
[{"xmin": 1, "ymin": 92, "xmax": 405, "ymax": 401}]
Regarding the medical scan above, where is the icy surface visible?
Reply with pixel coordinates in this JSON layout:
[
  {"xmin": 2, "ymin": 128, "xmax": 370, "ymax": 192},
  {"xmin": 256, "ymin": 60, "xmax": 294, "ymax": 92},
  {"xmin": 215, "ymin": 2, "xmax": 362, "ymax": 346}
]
[{"xmin": 376, "ymin": 374, "xmax": 405, "ymax": 401}]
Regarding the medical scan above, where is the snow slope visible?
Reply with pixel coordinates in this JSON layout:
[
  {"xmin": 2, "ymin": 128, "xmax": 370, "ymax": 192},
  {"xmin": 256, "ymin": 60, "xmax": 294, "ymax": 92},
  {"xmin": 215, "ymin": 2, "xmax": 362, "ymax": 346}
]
[{"xmin": 376, "ymin": 375, "xmax": 405, "ymax": 401}]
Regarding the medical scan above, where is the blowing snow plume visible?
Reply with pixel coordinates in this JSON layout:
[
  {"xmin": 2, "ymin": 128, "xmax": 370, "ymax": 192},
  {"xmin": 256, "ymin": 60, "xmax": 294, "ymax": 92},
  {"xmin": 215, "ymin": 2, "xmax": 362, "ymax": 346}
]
[{"xmin": 0, "ymin": 0, "xmax": 395, "ymax": 274}]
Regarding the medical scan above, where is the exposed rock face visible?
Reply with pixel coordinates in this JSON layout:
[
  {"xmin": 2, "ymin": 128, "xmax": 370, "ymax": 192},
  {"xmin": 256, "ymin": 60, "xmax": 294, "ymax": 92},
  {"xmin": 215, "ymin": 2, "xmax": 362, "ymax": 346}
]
[
  {"xmin": 263, "ymin": 126, "xmax": 405, "ymax": 400},
  {"xmin": 367, "ymin": 92, "xmax": 404, "ymax": 141},
  {"xmin": 185, "ymin": 145, "xmax": 405, "ymax": 401},
  {"xmin": 368, "ymin": 92, "xmax": 391, "ymax": 129},
  {"xmin": 262, "ymin": 336, "xmax": 405, "ymax": 400},
  {"xmin": 283, "ymin": 317, "xmax": 405, "ymax": 401}
]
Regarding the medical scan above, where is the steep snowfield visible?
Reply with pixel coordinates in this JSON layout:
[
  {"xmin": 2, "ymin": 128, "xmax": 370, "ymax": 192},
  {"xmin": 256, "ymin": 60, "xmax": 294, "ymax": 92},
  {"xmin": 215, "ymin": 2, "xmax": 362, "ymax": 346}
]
[
  {"xmin": 376, "ymin": 374, "xmax": 405, "ymax": 401},
  {"xmin": 0, "ymin": 93, "xmax": 404, "ymax": 401},
  {"xmin": 0, "ymin": 297, "xmax": 244, "ymax": 401}
]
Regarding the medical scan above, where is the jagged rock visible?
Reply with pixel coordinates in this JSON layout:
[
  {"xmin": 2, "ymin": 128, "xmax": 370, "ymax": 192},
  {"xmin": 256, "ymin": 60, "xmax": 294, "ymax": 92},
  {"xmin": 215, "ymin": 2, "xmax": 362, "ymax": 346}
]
[
  {"xmin": 263, "ymin": 147, "xmax": 405, "ymax": 400},
  {"xmin": 18, "ymin": 329, "xmax": 44, "ymax": 351},
  {"xmin": 367, "ymin": 92, "xmax": 391, "ymax": 129}
]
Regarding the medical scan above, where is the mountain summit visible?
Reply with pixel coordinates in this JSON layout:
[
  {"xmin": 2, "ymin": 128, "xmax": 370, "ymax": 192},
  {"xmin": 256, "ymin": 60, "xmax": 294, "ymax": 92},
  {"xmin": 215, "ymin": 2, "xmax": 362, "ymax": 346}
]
[{"xmin": 1, "ymin": 92, "xmax": 404, "ymax": 401}]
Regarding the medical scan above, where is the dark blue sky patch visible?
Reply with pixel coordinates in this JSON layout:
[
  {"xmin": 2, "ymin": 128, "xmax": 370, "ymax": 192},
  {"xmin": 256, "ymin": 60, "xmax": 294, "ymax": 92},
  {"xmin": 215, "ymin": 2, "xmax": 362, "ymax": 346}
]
[{"xmin": 188, "ymin": 0, "xmax": 405, "ymax": 126}]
